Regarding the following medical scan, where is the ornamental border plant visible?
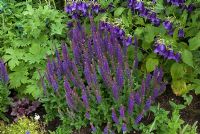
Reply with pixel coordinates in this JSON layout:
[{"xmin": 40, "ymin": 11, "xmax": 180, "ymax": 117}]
[{"xmin": 41, "ymin": 16, "xmax": 166, "ymax": 133}]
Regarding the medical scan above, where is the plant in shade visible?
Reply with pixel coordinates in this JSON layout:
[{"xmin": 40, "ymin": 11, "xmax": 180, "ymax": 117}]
[
  {"xmin": 41, "ymin": 16, "xmax": 166, "ymax": 133},
  {"xmin": 10, "ymin": 98, "xmax": 40, "ymax": 121},
  {"xmin": 0, "ymin": 60, "xmax": 10, "ymax": 122}
]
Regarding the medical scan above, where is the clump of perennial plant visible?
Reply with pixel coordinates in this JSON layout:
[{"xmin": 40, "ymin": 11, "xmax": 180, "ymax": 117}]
[
  {"xmin": 154, "ymin": 40, "xmax": 181, "ymax": 62},
  {"xmin": 42, "ymin": 17, "xmax": 166, "ymax": 133},
  {"xmin": 0, "ymin": 60, "xmax": 10, "ymax": 121}
]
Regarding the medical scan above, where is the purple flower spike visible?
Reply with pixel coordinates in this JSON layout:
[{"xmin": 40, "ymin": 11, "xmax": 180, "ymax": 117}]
[
  {"xmin": 112, "ymin": 108, "xmax": 119, "ymax": 124},
  {"xmin": 135, "ymin": 92, "xmax": 141, "ymax": 105},
  {"xmin": 178, "ymin": 29, "xmax": 184, "ymax": 38},
  {"xmin": 90, "ymin": 123, "xmax": 96, "ymax": 132},
  {"xmin": 122, "ymin": 123, "xmax": 127, "ymax": 132},
  {"xmin": 144, "ymin": 98, "xmax": 151, "ymax": 111},
  {"xmin": 104, "ymin": 125, "xmax": 109, "ymax": 134},
  {"xmin": 119, "ymin": 105, "xmax": 125, "ymax": 118},
  {"xmin": 128, "ymin": 92, "xmax": 135, "ymax": 115},
  {"xmin": 95, "ymin": 90, "xmax": 102, "ymax": 103},
  {"xmin": 112, "ymin": 82, "xmax": 119, "ymax": 100},
  {"xmin": 82, "ymin": 89, "xmax": 89, "ymax": 109},
  {"xmin": 116, "ymin": 64, "xmax": 124, "ymax": 89},
  {"xmin": 163, "ymin": 20, "xmax": 173, "ymax": 31},
  {"xmin": 85, "ymin": 112, "xmax": 90, "ymax": 119},
  {"xmin": 135, "ymin": 113, "xmax": 143, "ymax": 124}
]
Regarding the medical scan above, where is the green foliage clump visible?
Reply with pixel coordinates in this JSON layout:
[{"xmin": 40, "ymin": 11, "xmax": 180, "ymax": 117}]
[
  {"xmin": 0, "ymin": 116, "xmax": 45, "ymax": 134},
  {"xmin": 140, "ymin": 102, "xmax": 198, "ymax": 134},
  {"xmin": 0, "ymin": 0, "xmax": 66, "ymax": 98}
]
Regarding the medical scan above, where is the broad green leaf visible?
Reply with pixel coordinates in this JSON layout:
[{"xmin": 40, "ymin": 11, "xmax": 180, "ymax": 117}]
[
  {"xmin": 146, "ymin": 58, "xmax": 159, "ymax": 72},
  {"xmin": 170, "ymin": 63, "xmax": 185, "ymax": 80},
  {"xmin": 182, "ymin": 49, "xmax": 193, "ymax": 67},
  {"xmin": 122, "ymin": 14, "xmax": 129, "ymax": 27},
  {"xmin": 114, "ymin": 7, "xmax": 125, "ymax": 17},
  {"xmin": 171, "ymin": 79, "xmax": 188, "ymax": 96},
  {"xmin": 9, "ymin": 66, "xmax": 29, "ymax": 88},
  {"xmin": 3, "ymin": 48, "xmax": 25, "ymax": 70},
  {"xmin": 188, "ymin": 37, "xmax": 200, "ymax": 50}
]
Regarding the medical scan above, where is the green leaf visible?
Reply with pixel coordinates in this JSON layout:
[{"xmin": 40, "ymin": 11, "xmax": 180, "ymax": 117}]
[
  {"xmin": 182, "ymin": 49, "xmax": 193, "ymax": 67},
  {"xmin": 9, "ymin": 66, "xmax": 29, "ymax": 88},
  {"xmin": 3, "ymin": 48, "xmax": 25, "ymax": 70},
  {"xmin": 170, "ymin": 63, "xmax": 185, "ymax": 80},
  {"xmin": 122, "ymin": 14, "xmax": 129, "ymax": 27},
  {"xmin": 114, "ymin": 7, "xmax": 125, "ymax": 17},
  {"xmin": 146, "ymin": 58, "xmax": 159, "ymax": 72},
  {"xmin": 171, "ymin": 79, "xmax": 188, "ymax": 96},
  {"xmin": 188, "ymin": 37, "xmax": 200, "ymax": 50}
]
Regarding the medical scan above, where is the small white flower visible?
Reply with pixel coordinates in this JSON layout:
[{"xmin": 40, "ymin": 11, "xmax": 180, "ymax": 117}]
[{"xmin": 34, "ymin": 113, "xmax": 40, "ymax": 121}]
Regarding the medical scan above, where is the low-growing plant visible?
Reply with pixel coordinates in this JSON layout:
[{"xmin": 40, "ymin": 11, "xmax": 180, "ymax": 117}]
[
  {"xmin": 0, "ymin": 60, "xmax": 11, "ymax": 122},
  {"xmin": 0, "ymin": 116, "xmax": 45, "ymax": 134},
  {"xmin": 41, "ymin": 17, "xmax": 167, "ymax": 133},
  {"xmin": 0, "ymin": 0, "xmax": 66, "ymax": 98},
  {"xmin": 10, "ymin": 97, "xmax": 40, "ymax": 121},
  {"xmin": 140, "ymin": 102, "xmax": 198, "ymax": 134}
]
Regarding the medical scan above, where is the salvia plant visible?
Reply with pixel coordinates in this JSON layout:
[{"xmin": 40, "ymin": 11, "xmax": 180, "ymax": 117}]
[
  {"xmin": 42, "ymin": 16, "xmax": 166, "ymax": 133},
  {"xmin": 0, "ymin": 60, "xmax": 10, "ymax": 122}
]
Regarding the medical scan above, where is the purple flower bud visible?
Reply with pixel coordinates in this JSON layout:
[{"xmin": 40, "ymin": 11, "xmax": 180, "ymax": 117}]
[
  {"xmin": 163, "ymin": 20, "xmax": 173, "ymax": 31},
  {"xmin": 153, "ymin": 88, "xmax": 159, "ymax": 100},
  {"xmin": 50, "ymin": 75, "xmax": 58, "ymax": 92},
  {"xmin": 122, "ymin": 123, "xmax": 127, "ymax": 132},
  {"xmin": 85, "ymin": 112, "xmax": 90, "ymax": 119},
  {"xmin": 65, "ymin": 5, "xmax": 72, "ymax": 13},
  {"xmin": 128, "ymin": 92, "xmax": 135, "ymax": 115},
  {"xmin": 178, "ymin": 29, "xmax": 184, "ymax": 38},
  {"xmin": 90, "ymin": 123, "xmax": 96, "ymax": 132},
  {"xmin": 104, "ymin": 125, "xmax": 109, "ymax": 134},
  {"xmin": 112, "ymin": 108, "xmax": 119, "ymax": 124},
  {"xmin": 135, "ymin": 113, "xmax": 143, "ymax": 124},
  {"xmin": 135, "ymin": 2, "xmax": 144, "ymax": 11},
  {"xmin": 119, "ymin": 105, "xmax": 125, "ymax": 118},
  {"xmin": 125, "ymin": 36, "xmax": 132, "ymax": 46},
  {"xmin": 174, "ymin": 53, "xmax": 181, "ymax": 62},
  {"xmin": 140, "ymin": 80, "xmax": 146, "ymax": 98},
  {"xmin": 144, "ymin": 98, "xmax": 151, "ymax": 111}
]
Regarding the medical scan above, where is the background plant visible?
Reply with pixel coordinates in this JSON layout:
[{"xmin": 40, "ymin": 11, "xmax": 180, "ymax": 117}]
[
  {"xmin": 0, "ymin": 0, "xmax": 66, "ymax": 98},
  {"xmin": 140, "ymin": 102, "xmax": 198, "ymax": 134}
]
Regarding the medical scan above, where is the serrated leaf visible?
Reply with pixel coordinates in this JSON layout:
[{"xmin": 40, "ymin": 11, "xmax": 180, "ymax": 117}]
[
  {"xmin": 182, "ymin": 49, "xmax": 193, "ymax": 67},
  {"xmin": 146, "ymin": 58, "xmax": 159, "ymax": 72},
  {"xmin": 9, "ymin": 66, "xmax": 29, "ymax": 88},
  {"xmin": 170, "ymin": 63, "xmax": 185, "ymax": 80},
  {"xmin": 188, "ymin": 37, "xmax": 200, "ymax": 50},
  {"xmin": 3, "ymin": 48, "xmax": 25, "ymax": 70},
  {"xmin": 114, "ymin": 7, "xmax": 125, "ymax": 17}
]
